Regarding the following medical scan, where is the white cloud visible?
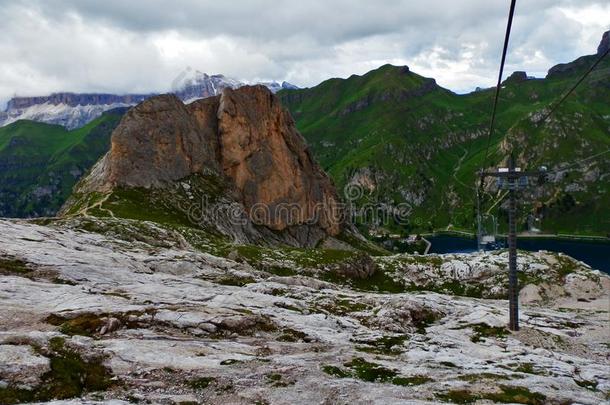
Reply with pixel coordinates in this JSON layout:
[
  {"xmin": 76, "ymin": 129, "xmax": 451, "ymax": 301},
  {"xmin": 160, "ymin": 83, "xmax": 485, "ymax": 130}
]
[{"xmin": 0, "ymin": 0, "xmax": 607, "ymax": 107}]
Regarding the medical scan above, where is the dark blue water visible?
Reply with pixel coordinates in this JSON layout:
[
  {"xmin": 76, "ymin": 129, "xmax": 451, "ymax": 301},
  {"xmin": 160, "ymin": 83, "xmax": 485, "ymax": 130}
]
[{"xmin": 427, "ymin": 235, "xmax": 610, "ymax": 274}]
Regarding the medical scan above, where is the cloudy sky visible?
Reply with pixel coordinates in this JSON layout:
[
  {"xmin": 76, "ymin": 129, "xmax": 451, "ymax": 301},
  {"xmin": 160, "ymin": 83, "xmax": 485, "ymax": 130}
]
[{"xmin": 0, "ymin": 0, "xmax": 608, "ymax": 107}]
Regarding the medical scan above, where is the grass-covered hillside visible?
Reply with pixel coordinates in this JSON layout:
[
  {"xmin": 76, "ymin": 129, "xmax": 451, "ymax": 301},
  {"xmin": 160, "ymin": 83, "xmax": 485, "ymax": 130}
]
[
  {"xmin": 280, "ymin": 52, "xmax": 610, "ymax": 237},
  {"xmin": 0, "ymin": 108, "xmax": 126, "ymax": 217}
]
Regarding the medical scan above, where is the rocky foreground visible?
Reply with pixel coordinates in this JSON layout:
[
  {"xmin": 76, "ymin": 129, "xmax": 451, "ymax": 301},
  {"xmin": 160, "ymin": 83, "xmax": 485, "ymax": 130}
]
[{"xmin": 0, "ymin": 218, "xmax": 609, "ymax": 405}]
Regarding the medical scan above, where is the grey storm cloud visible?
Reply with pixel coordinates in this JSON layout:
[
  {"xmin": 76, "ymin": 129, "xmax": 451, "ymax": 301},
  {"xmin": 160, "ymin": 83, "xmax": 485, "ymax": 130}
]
[{"xmin": 0, "ymin": 0, "xmax": 608, "ymax": 106}]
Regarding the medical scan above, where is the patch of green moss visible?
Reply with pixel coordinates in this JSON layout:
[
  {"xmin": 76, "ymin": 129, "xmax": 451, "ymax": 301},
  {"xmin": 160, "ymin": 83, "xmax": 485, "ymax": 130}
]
[
  {"xmin": 575, "ymin": 379, "xmax": 598, "ymax": 391},
  {"xmin": 436, "ymin": 389, "xmax": 479, "ymax": 404},
  {"xmin": 322, "ymin": 365, "xmax": 352, "ymax": 378},
  {"xmin": 208, "ymin": 313, "xmax": 277, "ymax": 337},
  {"xmin": 343, "ymin": 357, "xmax": 397, "ymax": 382},
  {"xmin": 436, "ymin": 386, "xmax": 546, "ymax": 404},
  {"xmin": 263, "ymin": 265, "xmax": 297, "ymax": 277},
  {"xmin": 517, "ymin": 271, "xmax": 542, "ymax": 289},
  {"xmin": 354, "ymin": 335, "xmax": 409, "ymax": 355},
  {"xmin": 273, "ymin": 302, "xmax": 303, "ymax": 313},
  {"xmin": 215, "ymin": 382, "xmax": 234, "ymax": 393},
  {"xmin": 73, "ymin": 217, "xmax": 187, "ymax": 249},
  {"xmin": 323, "ymin": 266, "xmax": 405, "ymax": 293},
  {"xmin": 431, "ymin": 280, "xmax": 484, "ymax": 298},
  {"xmin": 486, "ymin": 386, "xmax": 547, "ymax": 404},
  {"xmin": 37, "ymin": 338, "xmax": 113, "ymax": 400},
  {"xmin": 1, "ymin": 337, "xmax": 116, "ymax": 404},
  {"xmin": 188, "ymin": 377, "xmax": 215, "ymax": 390},
  {"xmin": 266, "ymin": 373, "xmax": 282, "ymax": 382},
  {"xmin": 216, "ymin": 275, "xmax": 256, "ymax": 287},
  {"xmin": 0, "ymin": 257, "xmax": 31, "ymax": 276},
  {"xmin": 556, "ymin": 255, "xmax": 579, "ymax": 280},
  {"xmin": 411, "ymin": 307, "xmax": 443, "ymax": 334},
  {"xmin": 0, "ymin": 387, "xmax": 35, "ymax": 404},
  {"xmin": 324, "ymin": 359, "xmax": 432, "ymax": 387},
  {"xmin": 45, "ymin": 310, "xmax": 150, "ymax": 337},
  {"xmin": 314, "ymin": 297, "xmax": 372, "ymax": 316},
  {"xmin": 458, "ymin": 373, "xmax": 511, "ymax": 382},
  {"xmin": 277, "ymin": 328, "xmax": 311, "ymax": 343},
  {"xmin": 265, "ymin": 373, "xmax": 293, "ymax": 387},
  {"xmin": 51, "ymin": 277, "xmax": 78, "ymax": 286},
  {"xmin": 391, "ymin": 375, "xmax": 432, "ymax": 386},
  {"xmin": 513, "ymin": 363, "xmax": 542, "ymax": 375},
  {"xmin": 269, "ymin": 288, "xmax": 288, "ymax": 296},
  {"xmin": 336, "ymin": 299, "xmax": 371, "ymax": 312},
  {"xmin": 46, "ymin": 313, "xmax": 106, "ymax": 337},
  {"xmin": 405, "ymin": 255, "xmax": 444, "ymax": 267},
  {"xmin": 469, "ymin": 323, "xmax": 509, "ymax": 343}
]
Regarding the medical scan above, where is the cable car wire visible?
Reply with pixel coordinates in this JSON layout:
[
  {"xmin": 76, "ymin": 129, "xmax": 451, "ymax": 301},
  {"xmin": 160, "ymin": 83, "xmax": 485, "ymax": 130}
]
[{"xmin": 478, "ymin": 0, "xmax": 518, "ymax": 192}]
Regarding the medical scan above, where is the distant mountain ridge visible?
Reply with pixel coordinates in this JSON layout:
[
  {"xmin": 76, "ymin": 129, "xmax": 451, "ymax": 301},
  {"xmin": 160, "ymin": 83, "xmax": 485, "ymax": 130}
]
[
  {"xmin": 5, "ymin": 93, "xmax": 151, "ymax": 110},
  {"xmin": 0, "ymin": 72, "xmax": 298, "ymax": 130}
]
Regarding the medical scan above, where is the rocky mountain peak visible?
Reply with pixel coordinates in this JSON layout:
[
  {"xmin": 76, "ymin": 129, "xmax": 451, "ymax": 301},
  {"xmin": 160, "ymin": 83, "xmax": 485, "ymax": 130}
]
[
  {"xmin": 548, "ymin": 30, "xmax": 610, "ymax": 78},
  {"xmin": 503, "ymin": 71, "xmax": 528, "ymax": 84},
  {"xmin": 76, "ymin": 85, "xmax": 343, "ymax": 243},
  {"xmin": 598, "ymin": 30, "xmax": 609, "ymax": 55}
]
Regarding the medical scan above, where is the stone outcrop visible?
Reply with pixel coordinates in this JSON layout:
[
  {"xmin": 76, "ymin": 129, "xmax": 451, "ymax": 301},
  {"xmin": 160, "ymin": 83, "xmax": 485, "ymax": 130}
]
[
  {"xmin": 597, "ymin": 30, "xmax": 609, "ymax": 55},
  {"xmin": 503, "ymin": 71, "xmax": 528, "ymax": 84},
  {"xmin": 78, "ymin": 85, "xmax": 343, "ymax": 241},
  {"xmin": 216, "ymin": 87, "xmax": 340, "ymax": 234}
]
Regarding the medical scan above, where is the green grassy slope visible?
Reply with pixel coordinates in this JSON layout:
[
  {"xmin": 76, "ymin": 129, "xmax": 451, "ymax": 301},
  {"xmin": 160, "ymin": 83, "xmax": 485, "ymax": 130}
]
[
  {"xmin": 0, "ymin": 109, "xmax": 125, "ymax": 217},
  {"xmin": 280, "ymin": 56, "xmax": 610, "ymax": 237}
]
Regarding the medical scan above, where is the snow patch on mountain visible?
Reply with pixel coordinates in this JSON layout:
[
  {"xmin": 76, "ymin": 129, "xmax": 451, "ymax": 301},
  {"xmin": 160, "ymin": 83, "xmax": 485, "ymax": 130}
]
[
  {"xmin": 0, "ymin": 101, "xmax": 133, "ymax": 130},
  {"xmin": 0, "ymin": 73, "xmax": 299, "ymax": 130}
]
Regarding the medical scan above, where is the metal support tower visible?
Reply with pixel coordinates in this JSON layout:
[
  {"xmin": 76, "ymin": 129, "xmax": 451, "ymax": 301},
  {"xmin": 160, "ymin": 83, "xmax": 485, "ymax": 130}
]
[
  {"xmin": 506, "ymin": 154, "xmax": 519, "ymax": 331},
  {"xmin": 479, "ymin": 152, "xmax": 546, "ymax": 331}
]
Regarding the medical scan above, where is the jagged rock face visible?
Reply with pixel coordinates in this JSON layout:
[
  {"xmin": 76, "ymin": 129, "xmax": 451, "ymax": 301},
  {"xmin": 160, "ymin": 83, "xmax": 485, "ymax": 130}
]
[
  {"xmin": 503, "ymin": 71, "xmax": 528, "ymax": 84},
  {"xmin": 598, "ymin": 30, "xmax": 609, "ymax": 55},
  {"xmin": 96, "ymin": 95, "xmax": 218, "ymax": 189},
  {"xmin": 81, "ymin": 85, "xmax": 342, "ymax": 238},
  {"xmin": 217, "ymin": 87, "xmax": 341, "ymax": 234}
]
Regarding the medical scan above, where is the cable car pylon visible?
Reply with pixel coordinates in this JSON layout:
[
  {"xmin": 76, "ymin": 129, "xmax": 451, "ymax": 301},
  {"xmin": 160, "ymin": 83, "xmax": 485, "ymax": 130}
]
[{"xmin": 478, "ymin": 152, "xmax": 547, "ymax": 331}]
